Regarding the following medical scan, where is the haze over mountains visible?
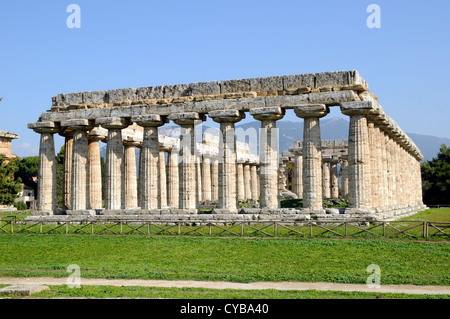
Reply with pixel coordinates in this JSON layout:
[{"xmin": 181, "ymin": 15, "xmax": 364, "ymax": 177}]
[{"xmin": 100, "ymin": 117, "xmax": 449, "ymax": 162}]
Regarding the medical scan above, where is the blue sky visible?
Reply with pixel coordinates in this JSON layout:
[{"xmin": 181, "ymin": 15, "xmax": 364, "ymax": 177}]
[{"xmin": 1, "ymin": 0, "xmax": 449, "ymax": 157}]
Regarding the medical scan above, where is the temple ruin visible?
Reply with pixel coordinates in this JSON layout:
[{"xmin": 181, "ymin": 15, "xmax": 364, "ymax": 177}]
[{"xmin": 26, "ymin": 70, "xmax": 426, "ymax": 222}]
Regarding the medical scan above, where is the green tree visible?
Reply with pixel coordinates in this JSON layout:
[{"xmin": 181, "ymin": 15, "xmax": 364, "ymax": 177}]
[
  {"xmin": 0, "ymin": 155, "xmax": 22, "ymax": 205},
  {"xmin": 421, "ymin": 144, "xmax": 450, "ymax": 205},
  {"xmin": 56, "ymin": 146, "xmax": 65, "ymax": 209},
  {"xmin": 15, "ymin": 156, "xmax": 39, "ymax": 197}
]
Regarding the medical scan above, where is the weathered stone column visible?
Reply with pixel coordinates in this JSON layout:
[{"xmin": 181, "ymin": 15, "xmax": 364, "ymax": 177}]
[
  {"xmin": 201, "ymin": 155, "xmax": 212, "ymax": 202},
  {"xmin": 294, "ymin": 104, "xmax": 329, "ymax": 211},
  {"xmin": 62, "ymin": 119, "xmax": 94, "ymax": 214},
  {"xmin": 211, "ymin": 158, "xmax": 219, "ymax": 201},
  {"xmin": 322, "ymin": 160, "xmax": 331, "ymax": 199},
  {"xmin": 62, "ymin": 133, "xmax": 73, "ymax": 210},
  {"xmin": 236, "ymin": 160, "xmax": 245, "ymax": 201},
  {"xmin": 87, "ymin": 128, "xmax": 105, "ymax": 210},
  {"xmin": 250, "ymin": 162, "xmax": 259, "ymax": 200},
  {"xmin": 330, "ymin": 159, "xmax": 339, "ymax": 199},
  {"xmin": 341, "ymin": 158, "xmax": 349, "ymax": 200},
  {"xmin": 131, "ymin": 114, "xmax": 167, "ymax": 210},
  {"xmin": 291, "ymin": 151, "xmax": 303, "ymax": 198},
  {"xmin": 168, "ymin": 112, "xmax": 205, "ymax": 212},
  {"xmin": 209, "ymin": 109, "xmax": 245, "ymax": 214},
  {"xmin": 250, "ymin": 107, "xmax": 285, "ymax": 209},
  {"xmin": 243, "ymin": 161, "xmax": 252, "ymax": 200},
  {"xmin": 28, "ymin": 121, "xmax": 60, "ymax": 214},
  {"xmin": 97, "ymin": 117, "xmax": 130, "ymax": 211},
  {"xmin": 123, "ymin": 140, "xmax": 140, "ymax": 209},
  {"xmin": 159, "ymin": 150, "xmax": 168, "ymax": 208},
  {"xmin": 196, "ymin": 157, "xmax": 203, "ymax": 202},
  {"xmin": 340, "ymin": 101, "xmax": 376, "ymax": 211},
  {"xmin": 167, "ymin": 146, "xmax": 180, "ymax": 208}
]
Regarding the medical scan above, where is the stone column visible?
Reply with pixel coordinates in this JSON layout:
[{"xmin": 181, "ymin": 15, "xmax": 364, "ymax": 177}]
[
  {"xmin": 250, "ymin": 162, "xmax": 259, "ymax": 200},
  {"xmin": 202, "ymin": 155, "xmax": 212, "ymax": 202},
  {"xmin": 63, "ymin": 134, "xmax": 73, "ymax": 210},
  {"xmin": 167, "ymin": 146, "xmax": 180, "ymax": 208},
  {"xmin": 250, "ymin": 107, "xmax": 285, "ymax": 209},
  {"xmin": 236, "ymin": 160, "xmax": 245, "ymax": 201},
  {"xmin": 87, "ymin": 128, "xmax": 105, "ymax": 210},
  {"xmin": 196, "ymin": 157, "xmax": 203, "ymax": 203},
  {"xmin": 168, "ymin": 112, "xmax": 205, "ymax": 212},
  {"xmin": 322, "ymin": 160, "xmax": 331, "ymax": 199},
  {"xmin": 123, "ymin": 140, "xmax": 140, "ymax": 209},
  {"xmin": 294, "ymin": 104, "xmax": 329, "ymax": 211},
  {"xmin": 243, "ymin": 161, "xmax": 252, "ymax": 200},
  {"xmin": 209, "ymin": 109, "xmax": 245, "ymax": 214},
  {"xmin": 159, "ymin": 150, "xmax": 168, "ymax": 208},
  {"xmin": 62, "ymin": 119, "xmax": 94, "ymax": 214},
  {"xmin": 341, "ymin": 158, "xmax": 349, "ymax": 200},
  {"xmin": 211, "ymin": 158, "xmax": 219, "ymax": 201},
  {"xmin": 330, "ymin": 159, "xmax": 339, "ymax": 199},
  {"xmin": 340, "ymin": 101, "xmax": 376, "ymax": 211},
  {"xmin": 28, "ymin": 121, "xmax": 60, "ymax": 214},
  {"xmin": 97, "ymin": 117, "xmax": 130, "ymax": 211},
  {"xmin": 292, "ymin": 151, "xmax": 303, "ymax": 198},
  {"xmin": 131, "ymin": 114, "xmax": 167, "ymax": 211}
]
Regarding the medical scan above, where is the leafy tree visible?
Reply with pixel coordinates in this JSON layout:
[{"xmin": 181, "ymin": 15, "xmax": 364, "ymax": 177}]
[
  {"xmin": 15, "ymin": 156, "xmax": 39, "ymax": 197},
  {"xmin": 56, "ymin": 146, "xmax": 65, "ymax": 209},
  {"xmin": 0, "ymin": 155, "xmax": 22, "ymax": 205},
  {"xmin": 421, "ymin": 144, "xmax": 450, "ymax": 205}
]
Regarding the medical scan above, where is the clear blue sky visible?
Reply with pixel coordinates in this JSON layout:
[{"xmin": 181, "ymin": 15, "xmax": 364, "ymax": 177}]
[{"xmin": 1, "ymin": 0, "xmax": 449, "ymax": 157}]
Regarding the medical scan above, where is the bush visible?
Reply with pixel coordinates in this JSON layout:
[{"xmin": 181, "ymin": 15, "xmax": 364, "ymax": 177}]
[{"xmin": 13, "ymin": 201, "xmax": 28, "ymax": 210}]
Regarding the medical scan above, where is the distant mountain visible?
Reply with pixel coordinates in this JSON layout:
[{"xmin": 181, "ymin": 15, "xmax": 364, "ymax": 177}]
[{"xmin": 100, "ymin": 117, "xmax": 449, "ymax": 163}]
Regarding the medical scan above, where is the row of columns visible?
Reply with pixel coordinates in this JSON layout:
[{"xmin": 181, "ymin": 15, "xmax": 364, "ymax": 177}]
[{"xmin": 30, "ymin": 101, "xmax": 423, "ymax": 214}]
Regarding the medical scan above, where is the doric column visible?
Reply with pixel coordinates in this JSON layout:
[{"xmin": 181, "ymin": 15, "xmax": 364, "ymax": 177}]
[
  {"xmin": 211, "ymin": 158, "xmax": 219, "ymax": 201},
  {"xmin": 340, "ymin": 101, "xmax": 376, "ymax": 210},
  {"xmin": 243, "ymin": 161, "xmax": 252, "ymax": 200},
  {"xmin": 209, "ymin": 109, "xmax": 245, "ymax": 213},
  {"xmin": 236, "ymin": 160, "xmax": 245, "ymax": 201},
  {"xmin": 62, "ymin": 133, "xmax": 73, "ymax": 210},
  {"xmin": 196, "ymin": 157, "xmax": 203, "ymax": 202},
  {"xmin": 250, "ymin": 162, "xmax": 259, "ymax": 200},
  {"xmin": 61, "ymin": 119, "xmax": 94, "ymax": 213},
  {"xmin": 322, "ymin": 160, "xmax": 331, "ymax": 199},
  {"xmin": 294, "ymin": 104, "xmax": 329, "ymax": 211},
  {"xmin": 201, "ymin": 155, "xmax": 212, "ymax": 202},
  {"xmin": 123, "ymin": 139, "xmax": 140, "ymax": 209},
  {"xmin": 87, "ymin": 128, "xmax": 105, "ymax": 210},
  {"xmin": 291, "ymin": 151, "xmax": 303, "ymax": 198},
  {"xmin": 330, "ymin": 159, "xmax": 339, "ymax": 199},
  {"xmin": 159, "ymin": 150, "xmax": 168, "ymax": 208},
  {"xmin": 167, "ymin": 146, "xmax": 180, "ymax": 208},
  {"xmin": 28, "ymin": 121, "xmax": 60, "ymax": 214},
  {"xmin": 97, "ymin": 117, "xmax": 130, "ymax": 211},
  {"xmin": 168, "ymin": 112, "xmax": 205, "ymax": 212},
  {"xmin": 131, "ymin": 114, "xmax": 167, "ymax": 210},
  {"xmin": 250, "ymin": 107, "xmax": 285, "ymax": 209},
  {"xmin": 341, "ymin": 158, "xmax": 349, "ymax": 199}
]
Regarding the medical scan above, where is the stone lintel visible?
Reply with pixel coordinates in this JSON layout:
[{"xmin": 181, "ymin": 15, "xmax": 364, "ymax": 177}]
[
  {"xmin": 131, "ymin": 114, "xmax": 168, "ymax": 127},
  {"xmin": 61, "ymin": 119, "xmax": 95, "ymax": 131},
  {"xmin": 249, "ymin": 106, "xmax": 285, "ymax": 121},
  {"xmin": 96, "ymin": 116, "xmax": 131, "ymax": 129},
  {"xmin": 208, "ymin": 109, "xmax": 245, "ymax": 123},
  {"xmin": 294, "ymin": 104, "xmax": 329, "ymax": 118}
]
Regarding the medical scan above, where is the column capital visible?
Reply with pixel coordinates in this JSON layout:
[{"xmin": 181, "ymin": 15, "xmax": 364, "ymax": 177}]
[
  {"xmin": 87, "ymin": 127, "xmax": 107, "ymax": 142},
  {"xmin": 340, "ymin": 101, "xmax": 377, "ymax": 116},
  {"xmin": 249, "ymin": 106, "xmax": 285, "ymax": 121},
  {"xmin": 28, "ymin": 121, "xmax": 60, "ymax": 134},
  {"xmin": 61, "ymin": 119, "xmax": 95, "ymax": 131},
  {"xmin": 96, "ymin": 117, "xmax": 131, "ymax": 129},
  {"xmin": 131, "ymin": 114, "xmax": 168, "ymax": 127},
  {"xmin": 294, "ymin": 104, "xmax": 329, "ymax": 118},
  {"xmin": 168, "ymin": 112, "xmax": 206, "ymax": 125},
  {"xmin": 209, "ymin": 109, "xmax": 245, "ymax": 123}
]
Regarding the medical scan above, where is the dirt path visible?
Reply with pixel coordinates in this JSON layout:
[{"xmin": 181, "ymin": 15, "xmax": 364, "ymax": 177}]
[{"xmin": 1, "ymin": 277, "xmax": 449, "ymax": 295}]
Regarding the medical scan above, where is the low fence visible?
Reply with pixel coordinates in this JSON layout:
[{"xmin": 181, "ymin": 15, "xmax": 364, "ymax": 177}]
[{"xmin": 0, "ymin": 218, "xmax": 449, "ymax": 240}]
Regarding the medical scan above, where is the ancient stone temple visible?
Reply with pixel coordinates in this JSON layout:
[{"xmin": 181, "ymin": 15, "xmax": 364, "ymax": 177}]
[{"xmin": 27, "ymin": 70, "xmax": 426, "ymax": 221}]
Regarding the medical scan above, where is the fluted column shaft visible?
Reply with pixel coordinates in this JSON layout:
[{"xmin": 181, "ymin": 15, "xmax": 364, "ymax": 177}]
[
  {"xmin": 237, "ymin": 162, "xmax": 245, "ymax": 200},
  {"xmin": 292, "ymin": 153, "xmax": 303, "ymax": 198},
  {"xmin": 167, "ymin": 147, "xmax": 180, "ymax": 208},
  {"xmin": 202, "ymin": 155, "xmax": 212, "ymax": 202},
  {"xmin": 71, "ymin": 129, "xmax": 90, "ymax": 211},
  {"xmin": 88, "ymin": 135, "xmax": 103, "ymax": 210},
  {"xmin": 330, "ymin": 160, "xmax": 339, "ymax": 199},
  {"xmin": 124, "ymin": 141, "xmax": 139, "ymax": 209},
  {"xmin": 211, "ymin": 158, "xmax": 219, "ymax": 201},
  {"xmin": 322, "ymin": 161, "xmax": 331, "ymax": 199},
  {"xmin": 63, "ymin": 135, "xmax": 73, "ymax": 210},
  {"xmin": 250, "ymin": 163, "xmax": 258, "ymax": 200},
  {"xmin": 159, "ymin": 150, "xmax": 168, "ymax": 208},
  {"xmin": 243, "ymin": 162, "xmax": 251, "ymax": 200}
]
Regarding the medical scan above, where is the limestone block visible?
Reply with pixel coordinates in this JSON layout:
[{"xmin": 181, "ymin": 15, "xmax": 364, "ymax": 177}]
[
  {"xmin": 220, "ymin": 78, "xmax": 252, "ymax": 93},
  {"xmin": 308, "ymin": 90, "xmax": 359, "ymax": 105},
  {"xmin": 164, "ymin": 83, "xmax": 191, "ymax": 98},
  {"xmin": 136, "ymin": 86, "xmax": 165, "ymax": 100},
  {"xmin": 63, "ymin": 92, "xmax": 84, "ymax": 106},
  {"xmin": 189, "ymin": 81, "xmax": 221, "ymax": 96},
  {"xmin": 0, "ymin": 285, "xmax": 50, "ymax": 297},
  {"xmin": 250, "ymin": 76, "xmax": 284, "ymax": 92},
  {"xmin": 283, "ymin": 73, "xmax": 315, "ymax": 90},
  {"xmin": 106, "ymin": 88, "xmax": 136, "ymax": 103},
  {"xmin": 83, "ymin": 91, "xmax": 107, "ymax": 105}
]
